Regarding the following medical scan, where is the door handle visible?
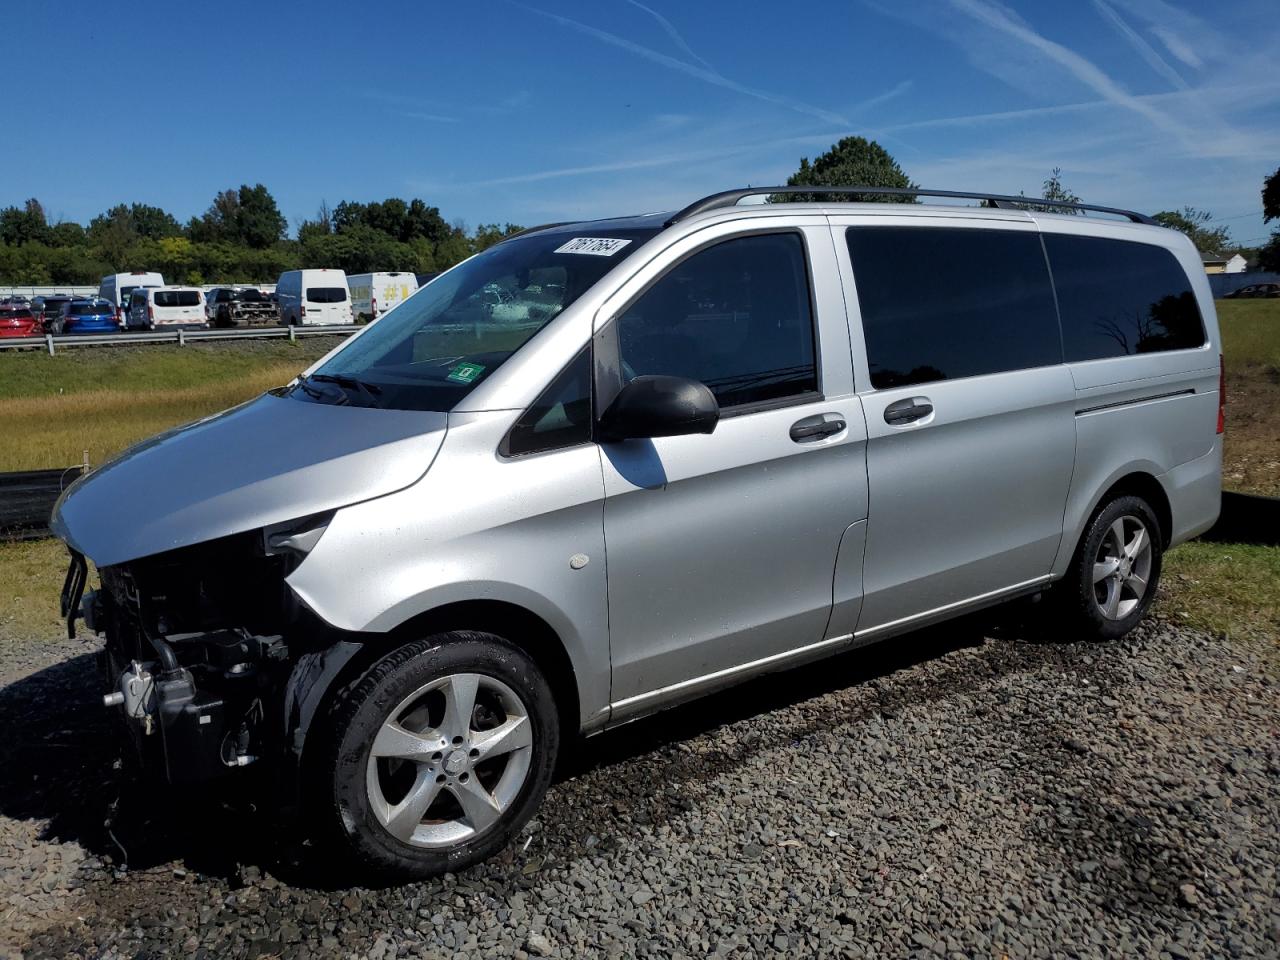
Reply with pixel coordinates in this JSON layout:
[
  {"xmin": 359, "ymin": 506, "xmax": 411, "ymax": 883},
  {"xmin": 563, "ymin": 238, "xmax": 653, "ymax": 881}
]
[
  {"xmin": 883, "ymin": 397, "xmax": 933, "ymax": 425},
  {"xmin": 790, "ymin": 417, "xmax": 846, "ymax": 442}
]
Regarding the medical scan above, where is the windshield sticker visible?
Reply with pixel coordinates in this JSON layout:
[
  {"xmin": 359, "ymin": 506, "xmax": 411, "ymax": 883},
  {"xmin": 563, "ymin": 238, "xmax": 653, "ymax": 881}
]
[
  {"xmin": 554, "ymin": 237, "xmax": 633, "ymax": 257},
  {"xmin": 446, "ymin": 361, "xmax": 486, "ymax": 384}
]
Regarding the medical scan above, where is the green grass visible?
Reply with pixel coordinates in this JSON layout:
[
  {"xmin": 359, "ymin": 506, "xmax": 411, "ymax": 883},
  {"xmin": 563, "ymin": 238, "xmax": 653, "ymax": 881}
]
[
  {"xmin": 0, "ymin": 538, "xmax": 69, "ymax": 638},
  {"xmin": 1162, "ymin": 540, "xmax": 1280, "ymax": 649},
  {"xmin": 0, "ymin": 337, "xmax": 344, "ymax": 401},
  {"xmin": 1216, "ymin": 299, "xmax": 1280, "ymax": 371},
  {"xmin": 0, "ymin": 338, "xmax": 343, "ymax": 471}
]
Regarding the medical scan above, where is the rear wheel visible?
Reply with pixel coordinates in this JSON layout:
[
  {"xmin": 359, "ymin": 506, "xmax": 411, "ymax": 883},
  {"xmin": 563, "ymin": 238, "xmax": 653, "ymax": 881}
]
[
  {"xmin": 320, "ymin": 631, "xmax": 558, "ymax": 879},
  {"xmin": 1059, "ymin": 494, "xmax": 1163, "ymax": 641}
]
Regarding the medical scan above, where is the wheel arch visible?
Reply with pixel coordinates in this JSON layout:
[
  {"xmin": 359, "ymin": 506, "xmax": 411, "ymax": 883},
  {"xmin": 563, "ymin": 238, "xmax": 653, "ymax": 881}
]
[
  {"xmin": 1090, "ymin": 471, "xmax": 1173, "ymax": 548},
  {"xmin": 284, "ymin": 599, "xmax": 583, "ymax": 806}
]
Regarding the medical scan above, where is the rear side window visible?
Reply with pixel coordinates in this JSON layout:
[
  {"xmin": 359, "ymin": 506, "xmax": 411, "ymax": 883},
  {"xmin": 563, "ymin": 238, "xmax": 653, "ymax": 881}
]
[
  {"xmin": 1043, "ymin": 234, "xmax": 1206, "ymax": 360},
  {"xmin": 615, "ymin": 232, "xmax": 818, "ymax": 409},
  {"xmin": 154, "ymin": 290, "xmax": 201, "ymax": 307},
  {"xmin": 846, "ymin": 227, "xmax": 1060, "ymax": 389},
  {"xmin": 307, "ymin": 287, "xmax": 348, "ymax": 303}
]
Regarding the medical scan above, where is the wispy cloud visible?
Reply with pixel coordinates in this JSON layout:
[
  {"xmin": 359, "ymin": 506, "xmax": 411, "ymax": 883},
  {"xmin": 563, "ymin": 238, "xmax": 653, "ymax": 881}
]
[
  {"xmin": 1149, "ymin": 24, "xmax": 1202, "ymax": 69},
  {"xmin": 513, "ymin": 1, "xmax": 851, "ymax": 126},
  {"xmin": 400, "ymin": 111, "xmax": 461, "ymax": 124},
  {"xmin": 1091, "ymin": 0, "xmax": 1187, "ymax": 89},
  {"xmin": 947, "ymin": 0, "xmax": 1195, "ymax": 144},
  {"xmin": 622, "ymin": 0, "xmax": 715, "ymax": 72},
  {"xmin": 1108, "ymin": 0, "xmax": 1222, "ymax": 69}
]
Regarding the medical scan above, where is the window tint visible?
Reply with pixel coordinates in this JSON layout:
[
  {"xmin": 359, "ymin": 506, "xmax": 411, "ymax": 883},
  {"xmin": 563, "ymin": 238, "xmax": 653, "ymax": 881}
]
[
  {"xmin": 154, "ymin": 290, "xmax": 201, "ymax": 307},
  {"xmin": 846, "ymin": 226, "xmax": 1061, "ymax": 389},
  {"xmin": 307, "ymin": 287, "xmax": 348, "ymax": 303},
  {"xmin": 503, "ymin": 348, "xmax": 592, "ymax": 456},
  {"xmin": 1043, "ymin": 234, "xmax": 1206, "ymax": 361},
  {"xmin": 616, "ymin": 233, "xmax": 818, "ymax": 409}
]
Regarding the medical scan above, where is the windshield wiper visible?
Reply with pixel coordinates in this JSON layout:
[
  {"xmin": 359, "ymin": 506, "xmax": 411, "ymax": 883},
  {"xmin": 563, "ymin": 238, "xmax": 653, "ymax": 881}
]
[{"xmin": 307, "ymin": 373, "xmax": 383, "ymax": 406}]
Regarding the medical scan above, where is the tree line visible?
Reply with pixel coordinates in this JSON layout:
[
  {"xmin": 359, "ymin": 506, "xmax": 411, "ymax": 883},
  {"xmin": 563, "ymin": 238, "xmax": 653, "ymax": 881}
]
[
  {"xmin": 4, "ymin": 143, "xmax": 1277, "ymax": 285},
  {"xmin": 0, "ymin": 185, "xmax": 522, "ymax": 286}
]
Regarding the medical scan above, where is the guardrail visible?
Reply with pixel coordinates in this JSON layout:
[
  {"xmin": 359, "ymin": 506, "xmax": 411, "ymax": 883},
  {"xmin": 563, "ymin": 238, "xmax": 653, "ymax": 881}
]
[
  {"xmin": 0, "ymin": 466, "xmax": 86, "ymax": 539},
  {"xmin": 0, "ymin": 324, "xmax": 360, "ymax": 354}
]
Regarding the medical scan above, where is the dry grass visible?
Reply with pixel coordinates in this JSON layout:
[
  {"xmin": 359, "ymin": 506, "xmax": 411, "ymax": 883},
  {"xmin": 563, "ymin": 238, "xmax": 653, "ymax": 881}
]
[
  {"xmin": 0, "ymin": 361, "xmax": 307, "ymax": 472},
  {"xmin": 0, "ymin": 538, "xmax": 70, "ymax": 638}
]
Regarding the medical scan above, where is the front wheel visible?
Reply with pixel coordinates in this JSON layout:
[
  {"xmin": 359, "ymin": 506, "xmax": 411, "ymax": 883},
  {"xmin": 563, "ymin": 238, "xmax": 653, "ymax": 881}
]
[
  {"xmin": 1059, "ymin": 494, "xmax": 1163, "ymax": 641},
  {"xmin": 319, "ymin": 631, "xmax": 559, "ymax": 879}
]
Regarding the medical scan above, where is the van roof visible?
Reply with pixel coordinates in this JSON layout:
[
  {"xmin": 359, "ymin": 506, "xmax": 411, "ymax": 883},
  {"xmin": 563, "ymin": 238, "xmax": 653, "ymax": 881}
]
[{"xmin": 511, "ymin": 186, "xmax": 1171, "ymax": 244}]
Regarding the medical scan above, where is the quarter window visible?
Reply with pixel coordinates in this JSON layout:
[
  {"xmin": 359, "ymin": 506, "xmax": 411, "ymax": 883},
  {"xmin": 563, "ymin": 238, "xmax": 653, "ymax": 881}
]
[
  {"xmin": 503, "ymin": 348, "xmax": 592, "ymax": 456},
  {"xmin": 1043, "ymin": 234, "xmax": 1206, "ymax": 361},
  {"xmin": 615, "ymin": 233, "xmax": 818, "ymax": 409},
  {"xmin": 846, "ymin": 226, "xmax": 1061, "ymax": 389}
]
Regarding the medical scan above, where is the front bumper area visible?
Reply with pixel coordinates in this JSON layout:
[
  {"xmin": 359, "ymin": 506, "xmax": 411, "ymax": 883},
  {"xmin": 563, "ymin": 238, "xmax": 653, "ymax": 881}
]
[{"xmin": 99, "ymin": 625, "xmax": 288, "ymax": 784}]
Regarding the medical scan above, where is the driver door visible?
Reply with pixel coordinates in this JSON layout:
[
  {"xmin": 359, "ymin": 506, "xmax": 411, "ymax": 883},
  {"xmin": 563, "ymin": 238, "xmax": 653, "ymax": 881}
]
[{"xmin": 595, "ymin": 221, "xmax": 869, "ymax": 719}]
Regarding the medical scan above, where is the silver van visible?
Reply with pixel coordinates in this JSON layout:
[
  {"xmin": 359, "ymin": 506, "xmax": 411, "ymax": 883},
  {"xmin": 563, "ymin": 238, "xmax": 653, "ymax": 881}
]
[{"xmin": 54, "ymin": 187, "xmax": 1223, "ymax": 878}]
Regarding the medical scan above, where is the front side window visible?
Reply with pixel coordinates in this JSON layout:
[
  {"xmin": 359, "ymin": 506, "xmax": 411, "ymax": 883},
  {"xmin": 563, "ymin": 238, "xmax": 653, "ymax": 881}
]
[
  {"xmin": 304, "ymin": 227, "xmax": 657, "ymax": 411},
  {"xmin": 1043, "ymin": 234, "xmax": 1206, "ymax": 361},
  {"xmin": 846, "ymin": 226, "xmax": 1061, "ymax": 389},
  {"xmin": 614, "ymin": 232, "xmax": 818, "ymax": 409}
]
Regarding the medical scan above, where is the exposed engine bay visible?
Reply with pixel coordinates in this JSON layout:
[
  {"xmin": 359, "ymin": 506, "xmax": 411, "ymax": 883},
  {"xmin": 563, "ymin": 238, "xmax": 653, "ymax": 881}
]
[{"xmin": 64, "ymin": 513, "xmax": 334, "ymax": 784}]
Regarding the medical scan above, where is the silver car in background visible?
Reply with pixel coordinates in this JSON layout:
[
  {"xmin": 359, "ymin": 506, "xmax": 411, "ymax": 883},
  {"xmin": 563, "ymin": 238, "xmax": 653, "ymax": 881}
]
[{"xmin": 53, "ymin": 186, "xmax": 1223, "ymax": 879}]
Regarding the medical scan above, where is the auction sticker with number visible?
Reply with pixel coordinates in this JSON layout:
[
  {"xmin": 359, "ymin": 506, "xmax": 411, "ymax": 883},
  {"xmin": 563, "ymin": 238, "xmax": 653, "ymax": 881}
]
[{"xmin": 554, "ymin": 237, "xmax": 633, "ymax": 256}]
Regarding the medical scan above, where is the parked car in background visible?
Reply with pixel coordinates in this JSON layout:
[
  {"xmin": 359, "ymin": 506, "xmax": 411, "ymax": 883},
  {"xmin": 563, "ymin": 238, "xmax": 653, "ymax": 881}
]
[
  {"xmin": 0, "ymin": 304, "xmax": 41, "ymax": 337},
  {"xmin": 276, "ymin": 269, "xmax": 352, "ymax": 325},
  {"xmin": 99, "ymin": 271, "xmax": 166, "ymax": 328},
  {"xmin": 1223, "ymin": 282, "xmax": 1280, "ymax": 299},
  {"xmin": 348, "ymin": 272, "xmax": 419, "ymax": 323},
  {"xmin": 0, "ymin": 295, "xmax": 31, "ymax": 306},
  {"xmin": 128, "ymin": 286, "xmax": 207, "ymax": 329},
  {"xmin": 206, "ymin": 287, "xmax": 278, "ymax": 327},
  {"xmin": 62, "ymin": 298, "xmax": 120, "ymax": 334},
  {"xmin": 32, "ymin": 295, "xmax": 74, "ymax": 333}
]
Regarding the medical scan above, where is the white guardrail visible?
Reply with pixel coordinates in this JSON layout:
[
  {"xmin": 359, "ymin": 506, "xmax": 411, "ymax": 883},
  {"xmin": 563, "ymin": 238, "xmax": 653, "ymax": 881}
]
[{"xmin": 0, "ymin": 324, "xmax": 359, "ymax": 354}]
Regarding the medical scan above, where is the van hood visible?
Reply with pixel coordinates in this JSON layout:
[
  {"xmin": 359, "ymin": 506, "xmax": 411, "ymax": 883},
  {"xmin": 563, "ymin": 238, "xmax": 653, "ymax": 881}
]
[{"xmin": 52, "ymin": 393, "xmax": 447, "ymax": 567}]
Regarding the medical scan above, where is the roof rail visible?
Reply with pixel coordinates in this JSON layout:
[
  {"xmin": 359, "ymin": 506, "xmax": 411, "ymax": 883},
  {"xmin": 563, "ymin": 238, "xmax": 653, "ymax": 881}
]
[{"xmin": 665, "ymin": 186, "xmax": 1159, "ymax": 227}]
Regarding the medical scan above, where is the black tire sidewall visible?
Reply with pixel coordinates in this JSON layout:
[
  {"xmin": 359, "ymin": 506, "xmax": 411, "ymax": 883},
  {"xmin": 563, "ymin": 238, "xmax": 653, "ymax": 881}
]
[
  {"xmin": 323, "ymin": 631, "xmax": 559, "ymax": 879},
  {"xmin": 1067, "ymin": 495, "xmax": 1164, "ymax": 641}
]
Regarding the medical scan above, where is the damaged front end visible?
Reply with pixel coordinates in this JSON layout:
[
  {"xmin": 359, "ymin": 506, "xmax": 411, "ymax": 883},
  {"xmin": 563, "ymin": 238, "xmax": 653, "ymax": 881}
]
[{"xmin": 67, "ymin": 513, "xmax": 333, "ymax": 785}]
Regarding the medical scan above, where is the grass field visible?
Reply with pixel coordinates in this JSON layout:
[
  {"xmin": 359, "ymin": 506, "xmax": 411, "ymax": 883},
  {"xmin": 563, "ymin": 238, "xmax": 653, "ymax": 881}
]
[
  {"xmin": 0, "ymin": 338, "xmax": 343, "ymax": 472},
  {"xmin": 0, "ymin": 302, "xmax": 1276, "ymax": 650}
]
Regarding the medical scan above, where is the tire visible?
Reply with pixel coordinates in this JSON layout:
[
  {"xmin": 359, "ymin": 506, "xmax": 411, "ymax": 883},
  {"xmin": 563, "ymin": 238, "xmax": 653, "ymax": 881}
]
[
  {"xmin": 319, "ymin": 631, "xmax": 559, "ymax": 880},
  {"xmin": 1059, "ymin": 494, "xmax": 1163, "ymax": 641}
]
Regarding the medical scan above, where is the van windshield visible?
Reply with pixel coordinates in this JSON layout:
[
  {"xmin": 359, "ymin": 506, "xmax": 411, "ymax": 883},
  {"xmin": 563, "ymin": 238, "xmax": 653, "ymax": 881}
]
[{"xmin": 297, "ymin": 227, "xmax": 656, "ymax": 411}]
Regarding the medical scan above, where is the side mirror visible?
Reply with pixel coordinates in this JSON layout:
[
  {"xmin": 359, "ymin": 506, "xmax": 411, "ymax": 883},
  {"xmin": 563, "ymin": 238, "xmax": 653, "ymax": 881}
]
[{"xmin": 598, "ymin": 375, "xmax": 719, "ymax": 442}]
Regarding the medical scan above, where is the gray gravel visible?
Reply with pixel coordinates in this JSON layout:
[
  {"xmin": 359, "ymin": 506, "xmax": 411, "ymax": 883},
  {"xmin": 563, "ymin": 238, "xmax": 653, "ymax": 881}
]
[{"xmin": 1, "ymin": 608, "xmax": 1277, "ymax": 959}]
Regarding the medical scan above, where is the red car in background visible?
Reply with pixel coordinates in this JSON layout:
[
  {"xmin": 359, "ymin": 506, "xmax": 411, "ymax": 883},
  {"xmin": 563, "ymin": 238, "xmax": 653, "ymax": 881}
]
[{"xmin": 0, "ymin": 304, "xmax": 42, "ymax": 337}]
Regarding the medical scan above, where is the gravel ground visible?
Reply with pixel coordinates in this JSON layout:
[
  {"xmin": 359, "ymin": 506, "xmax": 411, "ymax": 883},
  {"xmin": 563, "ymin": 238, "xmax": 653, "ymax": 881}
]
[{"xmin": 1, "ymin": 608, "xmax": 1277, "ymax": 960}]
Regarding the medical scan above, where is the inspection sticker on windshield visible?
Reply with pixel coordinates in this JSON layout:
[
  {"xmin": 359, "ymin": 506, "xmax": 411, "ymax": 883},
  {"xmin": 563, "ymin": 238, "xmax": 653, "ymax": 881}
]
[
  {"xmin": 447, "ymin": 362, "xmax": 486, "ymax": 384},
  {"xmin": 554, "ymin": 237, "xmax": 632, "ymax": 257}
]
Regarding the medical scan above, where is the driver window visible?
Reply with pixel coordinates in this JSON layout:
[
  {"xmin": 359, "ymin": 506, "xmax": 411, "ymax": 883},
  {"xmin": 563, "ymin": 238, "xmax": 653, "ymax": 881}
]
[{"xmin": 616, "ymin": 232, "xmax": 819, "ymax": 409}]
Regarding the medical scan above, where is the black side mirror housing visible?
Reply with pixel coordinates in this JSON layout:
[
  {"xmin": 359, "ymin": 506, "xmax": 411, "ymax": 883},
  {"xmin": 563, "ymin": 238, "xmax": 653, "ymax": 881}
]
[{"xmin": 598, "ymin": 375, "xmax": 720, "ymax": 442}]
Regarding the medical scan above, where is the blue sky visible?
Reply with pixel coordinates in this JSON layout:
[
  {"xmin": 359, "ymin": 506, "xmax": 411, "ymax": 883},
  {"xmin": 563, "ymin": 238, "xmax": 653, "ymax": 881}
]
[{"xmin": 7, "ymin": 0, "xmax": 1279, "ymax": 246}]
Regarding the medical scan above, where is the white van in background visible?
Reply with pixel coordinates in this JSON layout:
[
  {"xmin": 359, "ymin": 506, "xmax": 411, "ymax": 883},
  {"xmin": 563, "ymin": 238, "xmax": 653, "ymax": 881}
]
[
  {"xmin": 276, "ymin": 269, "xmax": 353, "ymax": 325},
  {"xmin": 99, "ymin": 271, "xmax": 165, "ymax": 329},
  {"xmin": 348, "ymin": 272, "xmax": 419, "ymax": 323},
  {"xmin": 128, "ymin": 286, "xmax": 207, "ymax": 329}
]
